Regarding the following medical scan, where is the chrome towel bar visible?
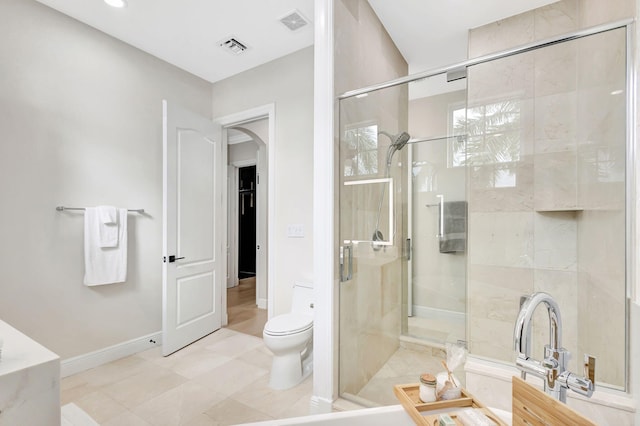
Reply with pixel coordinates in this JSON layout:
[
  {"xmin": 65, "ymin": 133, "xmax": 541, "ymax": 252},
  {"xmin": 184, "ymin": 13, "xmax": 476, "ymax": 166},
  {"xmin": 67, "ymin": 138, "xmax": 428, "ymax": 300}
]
[{"xmin": 56, "ymin": 206, "xmax": 145, "ymax": 214}]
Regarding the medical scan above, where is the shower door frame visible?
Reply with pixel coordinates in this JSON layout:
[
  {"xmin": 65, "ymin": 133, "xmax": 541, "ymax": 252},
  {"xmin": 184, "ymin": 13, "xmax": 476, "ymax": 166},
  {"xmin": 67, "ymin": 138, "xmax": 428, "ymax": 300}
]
[{"xmin": 335, "ymin": 17, "xmax": 635, "ymax": 396}]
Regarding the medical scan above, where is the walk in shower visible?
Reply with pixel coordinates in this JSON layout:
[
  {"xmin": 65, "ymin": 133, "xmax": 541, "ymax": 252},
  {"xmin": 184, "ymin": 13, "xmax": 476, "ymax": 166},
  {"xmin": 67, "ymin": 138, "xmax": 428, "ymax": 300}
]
[{"xmin": 338, "ymin": 20, "xmax": 631, "ymax": 406}]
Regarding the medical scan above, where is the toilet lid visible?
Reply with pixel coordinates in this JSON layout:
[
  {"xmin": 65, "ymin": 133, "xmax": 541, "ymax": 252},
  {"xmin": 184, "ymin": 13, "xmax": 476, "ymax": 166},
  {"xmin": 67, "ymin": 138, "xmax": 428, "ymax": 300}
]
[{"xmin": 264, "ymin": 313, "xmax": 312, "ymax": 336}]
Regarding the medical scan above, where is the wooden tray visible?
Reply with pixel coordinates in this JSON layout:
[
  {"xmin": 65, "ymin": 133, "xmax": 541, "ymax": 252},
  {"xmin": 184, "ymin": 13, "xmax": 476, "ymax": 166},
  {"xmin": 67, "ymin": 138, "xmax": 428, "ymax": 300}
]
[{"xmin": 394, "ymin": 383, "xmax": 508, "ymax": 426}]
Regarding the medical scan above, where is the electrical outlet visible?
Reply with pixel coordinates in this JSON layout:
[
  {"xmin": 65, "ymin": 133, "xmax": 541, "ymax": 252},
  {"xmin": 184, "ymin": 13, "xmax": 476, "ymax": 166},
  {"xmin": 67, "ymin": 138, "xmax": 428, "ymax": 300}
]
[{"xmin": 287, "ymin": 224, "xmax": 304, "ymax": 238}]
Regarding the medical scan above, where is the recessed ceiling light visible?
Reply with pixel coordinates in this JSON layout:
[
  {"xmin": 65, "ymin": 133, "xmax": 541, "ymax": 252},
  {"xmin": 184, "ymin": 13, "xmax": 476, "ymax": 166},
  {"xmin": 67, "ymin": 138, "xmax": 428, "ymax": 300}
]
[{"xmin": 104, "ymin": 0, "xmax": 127, "ymax": 8}]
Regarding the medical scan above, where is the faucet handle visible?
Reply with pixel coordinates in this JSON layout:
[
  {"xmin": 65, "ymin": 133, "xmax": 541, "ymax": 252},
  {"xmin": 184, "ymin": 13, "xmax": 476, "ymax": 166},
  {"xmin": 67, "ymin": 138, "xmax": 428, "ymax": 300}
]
[
  {"xmin": 557, "ymin": 354, "xmax": 596, "ymax": 398},
  {"xmin": 584, "ymin": 354, "xmax": 596, "ymax": 384},
  {"xmin": 519, "ymin": 295, "xmax": 529, "ymax": 308}
]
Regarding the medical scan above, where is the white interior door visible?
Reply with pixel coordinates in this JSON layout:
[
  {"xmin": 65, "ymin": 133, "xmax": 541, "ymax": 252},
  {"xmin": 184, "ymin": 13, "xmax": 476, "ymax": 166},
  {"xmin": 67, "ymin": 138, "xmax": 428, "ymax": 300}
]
[{"xmin": 162, "ymin": 100, "xmax": 224, "ymax": 356}]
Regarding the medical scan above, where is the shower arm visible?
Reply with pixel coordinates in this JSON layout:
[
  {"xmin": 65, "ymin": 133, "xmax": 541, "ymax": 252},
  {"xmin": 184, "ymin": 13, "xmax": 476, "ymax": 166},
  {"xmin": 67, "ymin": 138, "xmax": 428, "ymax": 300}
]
[
  {"xmin": 372, "ymin": 131, "xmax": 410, "ymax": 243},
  {"xmin": 373, "ymin": 145, "xmax": 395, "ymax": 235}
]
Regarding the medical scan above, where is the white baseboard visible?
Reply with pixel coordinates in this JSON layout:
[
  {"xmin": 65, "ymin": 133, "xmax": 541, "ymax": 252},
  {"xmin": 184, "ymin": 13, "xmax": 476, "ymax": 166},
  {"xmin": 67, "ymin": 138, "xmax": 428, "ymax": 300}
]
[
  {"xmin": 309, "ymin": 395, "xmax": 334, "ymax": 414},
  {"xmin": 61, "ymin": 332, "xmax": 161, "ymax": 378},
  {"xmin": 227, "ymin": 278, "xmax": 239, "ymax": 288},
  {"xmin": 257, "ymin": 298, "xmax": 267, "ymax": 310}
]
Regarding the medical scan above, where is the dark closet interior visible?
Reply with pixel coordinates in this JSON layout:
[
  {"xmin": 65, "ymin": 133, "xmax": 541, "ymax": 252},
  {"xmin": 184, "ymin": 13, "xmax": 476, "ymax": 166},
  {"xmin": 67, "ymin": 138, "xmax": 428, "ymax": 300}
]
[{"xmin": 238, "ymin": 165, "xmax": 256, "ymax": 279}]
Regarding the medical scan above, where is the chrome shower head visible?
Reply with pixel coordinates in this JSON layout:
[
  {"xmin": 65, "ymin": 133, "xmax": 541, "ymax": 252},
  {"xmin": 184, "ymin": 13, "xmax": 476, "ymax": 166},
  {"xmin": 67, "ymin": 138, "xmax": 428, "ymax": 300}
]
[
  {"xmin": 379, "ymin": 130, "xmax": 411, "ymax": 150},
  {"xmin": 380, "ymin": 130, "xmax": 411, "ymax": 168},
  {"xmin": 393, "ymin": 131, "xmax": 410, "ymax": 151}
]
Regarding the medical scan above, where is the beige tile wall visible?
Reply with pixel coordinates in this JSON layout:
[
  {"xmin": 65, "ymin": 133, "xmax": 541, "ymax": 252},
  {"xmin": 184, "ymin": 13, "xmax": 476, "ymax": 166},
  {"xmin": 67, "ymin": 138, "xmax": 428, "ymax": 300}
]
[{"xmin": 466, "ymin": 0, "xmax": 629, "ymax": 387}]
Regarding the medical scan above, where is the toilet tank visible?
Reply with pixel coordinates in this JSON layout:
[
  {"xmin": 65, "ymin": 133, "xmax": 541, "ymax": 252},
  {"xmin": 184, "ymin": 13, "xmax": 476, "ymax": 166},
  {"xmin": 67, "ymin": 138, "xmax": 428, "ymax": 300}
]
[{"xmin": 291, "ymin": 282, "xmax": 314, "ymax": 316}]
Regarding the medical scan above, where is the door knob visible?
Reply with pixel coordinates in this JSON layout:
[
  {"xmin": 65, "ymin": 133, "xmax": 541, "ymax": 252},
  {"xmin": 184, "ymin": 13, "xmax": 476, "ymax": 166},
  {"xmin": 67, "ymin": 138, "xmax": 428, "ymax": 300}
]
[{"xmin": 166, "ymin": 255, "xmax": 185, "ymax": 263}]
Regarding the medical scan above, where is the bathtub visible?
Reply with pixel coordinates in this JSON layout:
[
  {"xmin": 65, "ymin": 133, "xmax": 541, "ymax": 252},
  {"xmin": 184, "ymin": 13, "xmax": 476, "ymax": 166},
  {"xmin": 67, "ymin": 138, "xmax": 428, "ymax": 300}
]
[{"xmin": 242, "ymin": 405, "xmax": 512, "ymax": 425}]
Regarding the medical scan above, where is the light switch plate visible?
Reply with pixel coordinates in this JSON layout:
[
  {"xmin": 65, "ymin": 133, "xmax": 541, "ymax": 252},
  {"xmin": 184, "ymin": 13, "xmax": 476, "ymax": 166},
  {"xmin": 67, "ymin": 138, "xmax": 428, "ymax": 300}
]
[{"xmin": 287, "ymin": 224, "xmax": 304, "ymax": 238}]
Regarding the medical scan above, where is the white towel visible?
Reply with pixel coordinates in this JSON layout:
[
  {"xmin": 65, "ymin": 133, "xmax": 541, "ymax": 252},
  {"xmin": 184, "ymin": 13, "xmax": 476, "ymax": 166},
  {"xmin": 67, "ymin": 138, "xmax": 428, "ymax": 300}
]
[
  {"xmin": 84, "ymin": 207, "xmax": 128, "ymax": 286},
  {"xmin": 96, "ymin": 205, "xmax": 118, "ymax": 248},
  {"xmin": 97, "ymin": 205, "xmax": 117, "ymax": 224}
]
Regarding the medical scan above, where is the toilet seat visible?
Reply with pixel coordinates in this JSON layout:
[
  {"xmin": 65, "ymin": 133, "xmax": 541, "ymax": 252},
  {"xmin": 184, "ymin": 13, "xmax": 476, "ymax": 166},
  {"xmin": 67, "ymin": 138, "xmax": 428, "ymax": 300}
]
[{"xmin": 264, "ymin": 313, "xmax": 312, "ymax": 336}]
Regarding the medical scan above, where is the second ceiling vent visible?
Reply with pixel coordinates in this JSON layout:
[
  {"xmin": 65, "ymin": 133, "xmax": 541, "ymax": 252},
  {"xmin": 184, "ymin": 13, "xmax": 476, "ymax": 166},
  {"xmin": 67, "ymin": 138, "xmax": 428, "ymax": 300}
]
[{"xmin": 279, "ymin": 10, "xmax": 309, "ymax": 32}]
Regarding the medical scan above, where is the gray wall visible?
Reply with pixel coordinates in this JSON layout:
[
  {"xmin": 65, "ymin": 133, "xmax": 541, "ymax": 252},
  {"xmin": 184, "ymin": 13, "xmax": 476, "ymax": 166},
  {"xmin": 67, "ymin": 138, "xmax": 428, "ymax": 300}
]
[
  {"xmin": 228, "ymin": 141, "xmax": 258, "ymax": 164},
  {"xmin": 0, "ymin": 0, "xmax": 213, "ymax": 359},
  {"xmin": 212, "ymin": 47, "xmax": 315, "ymax": 316}
]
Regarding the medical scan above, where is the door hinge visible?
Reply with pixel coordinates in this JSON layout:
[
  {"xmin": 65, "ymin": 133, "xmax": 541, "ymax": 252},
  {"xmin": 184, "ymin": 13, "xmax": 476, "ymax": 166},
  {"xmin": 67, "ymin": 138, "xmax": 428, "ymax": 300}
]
[{"xmin": 257, "ymin": 173, "xmax": 260, "ymax": 185}]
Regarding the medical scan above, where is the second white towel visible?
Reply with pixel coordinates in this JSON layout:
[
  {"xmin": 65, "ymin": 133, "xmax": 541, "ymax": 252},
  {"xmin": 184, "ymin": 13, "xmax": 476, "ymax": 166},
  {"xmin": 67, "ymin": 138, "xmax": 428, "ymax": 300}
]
[
  {"xmin": 97, "ymin": 205, "xmax": 118, "ymax": 248},
  {"xmin": 84, "ymin": 207, "xmax": 128, "ymax": 286}
]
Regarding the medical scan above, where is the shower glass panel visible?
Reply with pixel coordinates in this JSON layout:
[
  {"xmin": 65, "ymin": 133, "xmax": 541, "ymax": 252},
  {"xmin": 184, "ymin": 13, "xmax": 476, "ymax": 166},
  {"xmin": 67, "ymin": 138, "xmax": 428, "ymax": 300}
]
[
  {"xmin": 338, "ymin": 24, "xmax": 630, "ymax": 404},
  {"xmin": 338, "ymin": 72, "xmax": 468, "ymax": 405},
  {"xmin": 407, "ymin": 75, "xmax": 468, "ymax": 345},
  {"xmin": 465, "ymin": 27, "xmax": 628, "ymax": 390},
  {"xmin": 338, "ymin": 82, "xmax": 409, "ymax": 404}
]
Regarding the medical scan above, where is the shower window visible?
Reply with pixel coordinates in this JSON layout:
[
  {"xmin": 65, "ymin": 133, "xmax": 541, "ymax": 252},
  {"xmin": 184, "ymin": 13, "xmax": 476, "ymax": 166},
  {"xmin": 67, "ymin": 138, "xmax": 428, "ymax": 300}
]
[
  {"xmin": 450, "ymin": 99, "xmax": 522, "ymax": 188},
  {"xmin": 343, "ymin": 123, "xmax": 379, "ymax": 176},
  {"xmin": 449, "ymin": 104, "xmax": 467, "ymax": 167}
]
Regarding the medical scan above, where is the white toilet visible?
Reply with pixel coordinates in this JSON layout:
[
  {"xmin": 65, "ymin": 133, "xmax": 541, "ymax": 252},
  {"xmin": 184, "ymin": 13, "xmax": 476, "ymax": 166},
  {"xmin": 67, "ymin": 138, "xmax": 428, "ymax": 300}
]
[{"xmin": 263, "ymin": 282, "xmax": 314, "ymax": 390}]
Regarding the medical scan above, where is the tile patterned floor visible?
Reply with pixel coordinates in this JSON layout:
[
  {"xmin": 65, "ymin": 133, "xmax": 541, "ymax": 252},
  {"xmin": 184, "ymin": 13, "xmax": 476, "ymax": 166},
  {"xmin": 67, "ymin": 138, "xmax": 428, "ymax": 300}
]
[
  {"xmin": 354, "ymin": 342, "xmax": 466, "ymax": 407},
  {"xmin": 61, "ymin": 278, "xmax": 458, "ymax": 423},
  {"xmin": 61, "ymin": 328, "xmax": 313, "ymax": 425},
  {"xmin": 61, "ymin": 278, "xmax": 312, "ymax": 425}
]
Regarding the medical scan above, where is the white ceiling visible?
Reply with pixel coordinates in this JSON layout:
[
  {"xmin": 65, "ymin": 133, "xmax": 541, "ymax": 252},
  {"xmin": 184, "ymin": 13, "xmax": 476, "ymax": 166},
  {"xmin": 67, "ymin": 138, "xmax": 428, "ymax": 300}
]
[
  {"xmin": 34, "ymin": 0, "xmax": 315, "ymax": 83},
  {"xmin": 368, "ymin": 0, "xmax": 557, "ymax": 73},
  {"xmin": 34, "ymin": 0, "xmax": 557, "ymax": 84}
]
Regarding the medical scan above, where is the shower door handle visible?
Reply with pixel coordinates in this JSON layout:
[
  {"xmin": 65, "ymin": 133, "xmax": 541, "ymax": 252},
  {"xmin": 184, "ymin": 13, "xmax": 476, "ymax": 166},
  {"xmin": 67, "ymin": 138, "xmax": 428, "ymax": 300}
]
[
  {"xmin": 340, "ymin": 244, "xmax": 353, "ymax": 282},
  {"xmin": 436, "ymin": 194, "xmax": 444, "ymax": 238},
  {"xmin": 405, "ymin": 238, "xmax": 412, "ymax": 261}
]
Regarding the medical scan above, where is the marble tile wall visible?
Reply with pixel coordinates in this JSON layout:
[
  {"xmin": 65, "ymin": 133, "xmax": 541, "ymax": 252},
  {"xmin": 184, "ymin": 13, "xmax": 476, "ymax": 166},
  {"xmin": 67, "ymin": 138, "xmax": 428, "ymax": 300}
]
[{"xmin": 467, "ymin": 0, "xmax": 629, "ymax": 389}]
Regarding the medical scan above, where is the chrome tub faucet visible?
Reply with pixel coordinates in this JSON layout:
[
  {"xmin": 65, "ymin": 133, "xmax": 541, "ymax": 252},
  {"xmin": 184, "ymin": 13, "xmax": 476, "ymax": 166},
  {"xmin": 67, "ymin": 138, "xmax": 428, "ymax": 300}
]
[{"xmin": 514, "ymin": 292, "xmax": 596, "ymax": 403}]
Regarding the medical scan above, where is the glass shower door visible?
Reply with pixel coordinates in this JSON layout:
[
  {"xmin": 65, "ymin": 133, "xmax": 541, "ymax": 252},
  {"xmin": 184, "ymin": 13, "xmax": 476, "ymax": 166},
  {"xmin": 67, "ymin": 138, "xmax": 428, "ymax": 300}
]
[
  {"xmin": 338, "ymin": 83, "xmax": 409, "ymax": 403},
  {"xmin": 338, "ymin": 72, "xmax": 469, "ymax": 405}
]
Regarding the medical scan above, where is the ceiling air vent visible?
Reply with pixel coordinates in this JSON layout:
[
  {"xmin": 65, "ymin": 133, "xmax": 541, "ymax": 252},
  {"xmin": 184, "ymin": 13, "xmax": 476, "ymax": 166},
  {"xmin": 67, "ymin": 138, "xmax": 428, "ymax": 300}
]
[
  {"xmin": 279, "ymin": 10, "xmax": 309, "ymax": 32},
  {"xmin": 219, "ymin": 37, "xmax": 249, "ymax": 55}
]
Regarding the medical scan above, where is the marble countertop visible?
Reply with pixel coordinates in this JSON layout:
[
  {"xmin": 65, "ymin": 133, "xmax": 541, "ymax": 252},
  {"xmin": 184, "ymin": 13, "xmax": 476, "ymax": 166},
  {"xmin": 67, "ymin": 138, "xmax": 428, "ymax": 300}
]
[{"xmin": 0, "ymin": 319, "xmax": 59, "ymax": 376}]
